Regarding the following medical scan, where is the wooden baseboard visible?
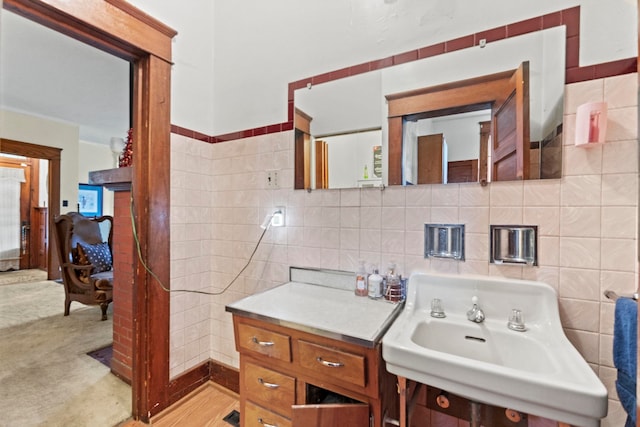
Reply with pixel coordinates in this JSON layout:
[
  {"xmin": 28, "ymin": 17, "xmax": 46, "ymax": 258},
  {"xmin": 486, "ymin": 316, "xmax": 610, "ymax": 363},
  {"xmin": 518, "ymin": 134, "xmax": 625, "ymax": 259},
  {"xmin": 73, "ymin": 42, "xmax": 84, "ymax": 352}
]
[
  {"xmin": 168, "ymin": 362, "xmax": 212, "ymax": 405},
  {"xmin": 167, "ymin": 359, "xmax": 240, "ymax": 406},
  {"xmin": 210, "ymin": 360, "xmax": 240, "ymax": 394}
]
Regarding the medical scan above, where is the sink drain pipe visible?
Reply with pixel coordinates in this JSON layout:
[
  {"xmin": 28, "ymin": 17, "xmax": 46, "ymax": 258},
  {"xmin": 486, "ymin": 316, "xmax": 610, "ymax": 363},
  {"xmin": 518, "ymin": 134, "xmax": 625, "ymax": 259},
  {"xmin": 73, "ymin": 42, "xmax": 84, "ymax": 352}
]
[
  {"xmin": 470, "ymin": 401, "xmax": 482, "ymax": 427},
  {"xmin": 385, "ymin": 380, "xmax": 424, "ymax": 426}
]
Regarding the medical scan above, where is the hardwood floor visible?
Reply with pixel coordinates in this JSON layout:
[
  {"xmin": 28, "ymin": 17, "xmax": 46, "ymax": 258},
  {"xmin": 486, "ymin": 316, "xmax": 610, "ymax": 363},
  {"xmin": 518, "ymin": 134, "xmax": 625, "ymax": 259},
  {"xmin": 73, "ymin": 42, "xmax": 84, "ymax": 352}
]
[{"xmin": 120, "ymin": 382, "xmax": 239, "ymax": 427}]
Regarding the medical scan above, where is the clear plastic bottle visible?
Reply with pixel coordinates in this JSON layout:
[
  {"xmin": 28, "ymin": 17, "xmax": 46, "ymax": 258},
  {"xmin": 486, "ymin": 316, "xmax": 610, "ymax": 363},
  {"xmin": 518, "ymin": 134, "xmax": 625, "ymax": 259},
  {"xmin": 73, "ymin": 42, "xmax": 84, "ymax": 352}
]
[
  {"xmin": 384, "ymin": 262, "xmax": 402, "ymax": 302},
  {"xmin": 355, "ymin": 260, "xmax": 368, "ymax": 297},
  {"xmin": 368, "ymin": 267, "xmax": 383, "ymax": 299}
]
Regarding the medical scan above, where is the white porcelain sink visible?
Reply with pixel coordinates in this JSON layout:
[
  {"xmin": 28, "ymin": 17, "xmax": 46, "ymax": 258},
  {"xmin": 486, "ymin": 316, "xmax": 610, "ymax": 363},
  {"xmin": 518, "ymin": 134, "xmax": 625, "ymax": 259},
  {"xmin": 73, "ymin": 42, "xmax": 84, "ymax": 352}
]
[{"xmin": 382, "ymin": 272, "xmax": 608, "ymax": 427}]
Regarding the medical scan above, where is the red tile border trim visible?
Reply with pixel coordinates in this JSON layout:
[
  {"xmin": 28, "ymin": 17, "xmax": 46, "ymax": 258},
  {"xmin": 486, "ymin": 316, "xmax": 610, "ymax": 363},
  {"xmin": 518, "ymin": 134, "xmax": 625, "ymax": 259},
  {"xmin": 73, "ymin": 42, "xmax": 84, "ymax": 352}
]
[{"xmin": 173, "ymin": 6, "xmax": 636, "ymax": 144}]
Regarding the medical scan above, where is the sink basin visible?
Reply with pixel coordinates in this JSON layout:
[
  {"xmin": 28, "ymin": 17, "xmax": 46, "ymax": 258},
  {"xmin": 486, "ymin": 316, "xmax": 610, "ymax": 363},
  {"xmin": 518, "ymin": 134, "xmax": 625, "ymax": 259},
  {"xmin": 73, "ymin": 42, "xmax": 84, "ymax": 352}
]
[
  {"xmin": 382, "ymin": 272, "xmax": 608, "ymax": 427},
  {"xmin": 410, "ymin": 318, "xmax": 557, "ymax": 373}
]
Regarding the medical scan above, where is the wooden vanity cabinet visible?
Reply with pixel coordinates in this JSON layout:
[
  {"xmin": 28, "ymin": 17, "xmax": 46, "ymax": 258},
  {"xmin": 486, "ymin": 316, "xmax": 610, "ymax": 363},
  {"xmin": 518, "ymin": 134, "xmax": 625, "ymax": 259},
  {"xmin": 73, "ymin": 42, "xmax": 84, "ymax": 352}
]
[{"xmin": 233, "ymin": 315, "xmax": 398, "ymax": 427}]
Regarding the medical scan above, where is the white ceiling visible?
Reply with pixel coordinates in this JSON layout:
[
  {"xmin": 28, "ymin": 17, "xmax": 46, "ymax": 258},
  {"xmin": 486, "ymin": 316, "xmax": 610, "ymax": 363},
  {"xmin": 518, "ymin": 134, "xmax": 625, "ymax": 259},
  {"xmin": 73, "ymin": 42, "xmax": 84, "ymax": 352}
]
[{"xmin": 0, "ymin": 10, "xmax": 130, "ymax": 145}]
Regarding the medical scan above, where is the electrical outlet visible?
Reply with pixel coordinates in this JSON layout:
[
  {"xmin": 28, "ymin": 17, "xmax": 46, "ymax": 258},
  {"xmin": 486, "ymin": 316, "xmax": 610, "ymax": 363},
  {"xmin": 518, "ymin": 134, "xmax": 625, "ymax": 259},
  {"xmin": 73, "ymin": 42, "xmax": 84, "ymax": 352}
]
[
  {"xmin": 272, "ymin": 207, "xmax": 286, "ymax": 227},
  {"xmin": 266, "ymin": 170, "xmax": 280, "ymax": 188}
]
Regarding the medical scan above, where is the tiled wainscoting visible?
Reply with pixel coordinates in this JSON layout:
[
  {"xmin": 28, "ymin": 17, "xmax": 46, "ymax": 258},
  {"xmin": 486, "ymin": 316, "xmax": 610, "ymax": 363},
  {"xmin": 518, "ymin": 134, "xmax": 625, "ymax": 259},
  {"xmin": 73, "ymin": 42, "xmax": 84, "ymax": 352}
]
[{"xmin": 169, "ymin": 73, "xmax": 638, "ymax": 426}]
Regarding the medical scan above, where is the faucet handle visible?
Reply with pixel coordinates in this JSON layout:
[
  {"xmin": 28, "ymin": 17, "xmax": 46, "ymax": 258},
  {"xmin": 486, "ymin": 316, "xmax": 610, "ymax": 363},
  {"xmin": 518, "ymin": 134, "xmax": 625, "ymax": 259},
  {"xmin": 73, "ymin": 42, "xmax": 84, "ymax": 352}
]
[
  {"xmin": 430, "ymin": 298, "xmax": 446, "ymax": 318},
  {"xmin": 471, "ymin": 296, "xmax": 479, "ymax": 305},
  {"xmin": 508, "ymin": 309, "xmax": 526, "ymax": 332}
]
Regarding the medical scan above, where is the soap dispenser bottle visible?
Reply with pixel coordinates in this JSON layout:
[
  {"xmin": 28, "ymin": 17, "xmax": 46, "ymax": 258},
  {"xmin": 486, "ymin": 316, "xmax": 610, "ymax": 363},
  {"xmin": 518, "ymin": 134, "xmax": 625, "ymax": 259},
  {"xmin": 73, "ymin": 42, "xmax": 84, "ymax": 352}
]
[
  {"xmin": 368, "ymin": 267, "xmax": 383, "ymax": 299},
  {"xmin": 355, "ymin": 260, "xmax": 368, "ymax": 297},
  {"xmin": 384, "ymin": 262, "xmax": 402, "ymax": 302}
]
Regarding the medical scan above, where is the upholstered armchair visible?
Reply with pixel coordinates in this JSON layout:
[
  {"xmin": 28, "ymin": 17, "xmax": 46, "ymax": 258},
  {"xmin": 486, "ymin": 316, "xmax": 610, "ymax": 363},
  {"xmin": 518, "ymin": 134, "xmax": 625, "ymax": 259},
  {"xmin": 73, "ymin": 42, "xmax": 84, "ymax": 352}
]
[{"xmin": 53, "ymin": 212, "xmax": 114, "ymax": 320}]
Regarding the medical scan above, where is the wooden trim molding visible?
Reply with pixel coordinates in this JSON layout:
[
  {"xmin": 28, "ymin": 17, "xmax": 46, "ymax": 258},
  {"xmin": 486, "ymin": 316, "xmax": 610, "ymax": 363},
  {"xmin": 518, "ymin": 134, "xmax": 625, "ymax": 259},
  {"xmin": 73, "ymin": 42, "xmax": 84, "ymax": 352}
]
[
  {"xmin": 386, "ymin": 72, "xmax": 512, "ymax": 118},
  {"xmin": 89, "ymin": 167, "xmax": 133, "ymax": 192},
  {"xmin": 2, "ymin": 0, "xmax": 176, "ymax": 422},
  {"xmin": 104, "ymin": 0, "xmax": 177, "ymax": 39},
  {"xmin": 168, "ymin": 362, "xmax": 214, "ymax": 406},
  {"xmin": 294, "ymin": 108, "xmax": 312, "ymax": 135},
  {"xmin": 4, "ymin": 0, "xmax": 176, "ymax": 62},
  {"xmin": 210, "ymin": 360, "xmax": 240, "ymax": 394},
  {"xmin": 168, "ymin": 359, "xmax": 240, "ymax": 406},
  {"xmin": 131, "ymin": 53, "xmax": 172, "ymax": 419}
]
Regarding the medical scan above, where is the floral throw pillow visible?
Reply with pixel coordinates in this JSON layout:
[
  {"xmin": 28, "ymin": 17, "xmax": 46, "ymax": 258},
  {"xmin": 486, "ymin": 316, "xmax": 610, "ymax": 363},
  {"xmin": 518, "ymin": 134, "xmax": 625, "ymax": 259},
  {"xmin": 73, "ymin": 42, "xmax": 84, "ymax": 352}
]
[{"xmin": 78, "ymin": 242, "xmax": 113, "ymax": 274}]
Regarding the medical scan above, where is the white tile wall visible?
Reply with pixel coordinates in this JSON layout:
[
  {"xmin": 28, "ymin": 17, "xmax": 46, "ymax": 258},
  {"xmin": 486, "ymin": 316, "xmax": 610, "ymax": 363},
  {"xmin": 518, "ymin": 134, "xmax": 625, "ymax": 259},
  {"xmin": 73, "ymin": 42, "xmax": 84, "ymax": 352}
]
[{"xmin": 170, "ymin": 74, "xmax": 639, "ymax": 426}]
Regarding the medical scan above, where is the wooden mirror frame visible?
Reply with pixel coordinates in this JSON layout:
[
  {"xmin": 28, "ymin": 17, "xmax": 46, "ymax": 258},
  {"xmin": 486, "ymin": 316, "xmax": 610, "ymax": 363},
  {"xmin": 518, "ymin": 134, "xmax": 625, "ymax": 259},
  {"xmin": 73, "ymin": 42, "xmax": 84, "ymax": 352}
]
[{"xmin": 2, "ymin": 0, "xmax": 175, "ymax": 421}]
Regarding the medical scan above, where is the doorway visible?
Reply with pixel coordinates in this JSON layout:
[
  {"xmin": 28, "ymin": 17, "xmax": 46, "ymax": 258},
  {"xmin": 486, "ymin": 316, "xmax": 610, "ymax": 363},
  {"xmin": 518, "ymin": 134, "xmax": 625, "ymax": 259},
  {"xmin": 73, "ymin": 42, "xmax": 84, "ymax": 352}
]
[
  {"xmin": 0, "ymin": 154, "xmax": 39, "ymax": 272},
  {"xmin": 0, "ymin": 139, "xmax": 61, "ymax": 279},
  {"xmin": 2, "ymin": 0, "xmax": 175, "ymax": 421}
]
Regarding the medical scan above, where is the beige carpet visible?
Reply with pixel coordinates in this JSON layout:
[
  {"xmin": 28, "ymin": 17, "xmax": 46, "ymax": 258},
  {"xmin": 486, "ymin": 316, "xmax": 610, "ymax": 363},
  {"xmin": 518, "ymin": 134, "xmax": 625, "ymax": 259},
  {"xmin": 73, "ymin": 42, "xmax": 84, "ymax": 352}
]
[
  {"xmin": 0, "ymin": 280, "xmax": 131, "ymax": 427},
  {"xmin": 0, "ymin": 269, "xmax": 48, "ymax": 286}
]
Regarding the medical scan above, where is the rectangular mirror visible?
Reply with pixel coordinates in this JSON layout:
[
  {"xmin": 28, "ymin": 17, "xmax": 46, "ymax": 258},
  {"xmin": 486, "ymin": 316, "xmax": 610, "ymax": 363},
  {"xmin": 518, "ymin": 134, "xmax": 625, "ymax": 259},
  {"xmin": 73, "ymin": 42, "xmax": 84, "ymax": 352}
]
[{"xmin": 294, "ymin": 26, "xmax": 565, "ymax": 190}]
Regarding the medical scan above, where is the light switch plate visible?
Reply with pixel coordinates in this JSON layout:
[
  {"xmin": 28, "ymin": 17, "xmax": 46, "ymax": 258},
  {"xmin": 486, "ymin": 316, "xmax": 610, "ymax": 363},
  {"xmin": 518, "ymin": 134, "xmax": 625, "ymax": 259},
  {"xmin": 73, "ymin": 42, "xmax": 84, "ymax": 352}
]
[{"xmin": 266, "ymin": 170, "xmax": 279, "ymax": 188}]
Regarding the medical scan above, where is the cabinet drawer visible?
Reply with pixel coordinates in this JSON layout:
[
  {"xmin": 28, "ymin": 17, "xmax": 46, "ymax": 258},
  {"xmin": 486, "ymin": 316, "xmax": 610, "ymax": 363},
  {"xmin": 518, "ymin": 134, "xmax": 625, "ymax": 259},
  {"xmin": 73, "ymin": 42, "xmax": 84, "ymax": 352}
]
[
  {"xmin": 244, "ymin": 401, "xmax": 292, "ymax": 427},
  {"xmin": 238, "ymin": 323, "xmax": 291, "ymax": 362},
  {"xmin": 298, "ymin": 340, "xmax": 366, "ymax": 387},
  {"xmin": 243, "ymin": 362, "xmax": 295, "ymax": 418}
]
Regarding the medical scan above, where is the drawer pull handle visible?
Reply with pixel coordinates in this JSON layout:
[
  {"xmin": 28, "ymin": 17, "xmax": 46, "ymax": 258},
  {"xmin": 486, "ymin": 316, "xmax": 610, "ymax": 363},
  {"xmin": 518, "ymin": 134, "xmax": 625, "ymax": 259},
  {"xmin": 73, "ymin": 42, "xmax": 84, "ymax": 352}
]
[
  {"xmin": 258, "ymin": 377, "xmax": 280, "ymax": 389},
  {"xmin": 252, "ymin": 336, "xmax": 274, "ymax": 347},
  {"xmin": 316, "ymin": 357, "xmax": 344, "ymax": 368},
  {"xmin": 258, "ymin": 417, "xmax": 277, "ymax": 427}
]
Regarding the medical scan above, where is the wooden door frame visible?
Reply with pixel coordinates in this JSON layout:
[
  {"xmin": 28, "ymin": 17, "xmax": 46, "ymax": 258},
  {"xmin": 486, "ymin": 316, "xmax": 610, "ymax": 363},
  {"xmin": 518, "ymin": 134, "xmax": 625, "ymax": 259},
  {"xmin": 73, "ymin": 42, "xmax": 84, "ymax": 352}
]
[
  {"xmin": 0, "ymin": 139, "xmax": 60, "ymax": 275},
  {"xmin": 2, "ymin": 0, "xmax": 176, "ymax": 420},
  {"xmin": 491, "ymin": 61, "xmax": 530, "ymax": 181},
  {"xmin": 385, "ymin": 69, "xmax": 513, "ymax": 185}
]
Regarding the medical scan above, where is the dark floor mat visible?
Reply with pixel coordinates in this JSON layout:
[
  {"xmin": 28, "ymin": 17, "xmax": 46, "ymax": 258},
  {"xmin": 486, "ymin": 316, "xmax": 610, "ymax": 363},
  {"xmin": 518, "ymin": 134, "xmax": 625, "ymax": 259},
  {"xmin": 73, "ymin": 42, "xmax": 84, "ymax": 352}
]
[
  {"xmin": 86, "ymin": 344, "xmax": 112, "ymax": 368},
  {"xmin": 223, "ymin": 409, "xmax": 240, "ymax": 427}
]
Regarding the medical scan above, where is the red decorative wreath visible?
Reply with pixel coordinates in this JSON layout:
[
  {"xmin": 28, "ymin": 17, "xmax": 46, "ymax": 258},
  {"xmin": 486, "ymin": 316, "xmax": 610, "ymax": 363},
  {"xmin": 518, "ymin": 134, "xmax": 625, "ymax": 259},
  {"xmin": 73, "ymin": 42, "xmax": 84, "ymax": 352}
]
[{"xmin": 119, "ymin": 128, "xmax": 133, "ymax": 167}]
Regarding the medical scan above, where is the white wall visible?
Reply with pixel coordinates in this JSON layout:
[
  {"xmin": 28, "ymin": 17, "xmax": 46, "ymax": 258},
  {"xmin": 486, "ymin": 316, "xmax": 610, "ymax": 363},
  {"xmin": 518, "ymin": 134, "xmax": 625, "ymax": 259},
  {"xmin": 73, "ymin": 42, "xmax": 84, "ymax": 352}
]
[
  {"xmin": 0, "ymin": 110, "xmax": 113, "ymax": 216},
  {"xmin": 0, "ymin": 109, "xmax": 79, "ymax": 213},
  {"xmin": 322, "ymin": 130, "xmax": 382, "ymax": 189},
  {"xmin": 38, "ymin": 159, "xmax": 48, "ymax": 207},
  {"xmin": 123, "ymin": 0, "xmax": 216, "ymax": 135},
  {"xmin": 78, "ymin": 140, "xmax": 115, "ymax": 216},
  {"xmin": 128, "ymin": 1, "xmax": 636, "ymax": 137}
]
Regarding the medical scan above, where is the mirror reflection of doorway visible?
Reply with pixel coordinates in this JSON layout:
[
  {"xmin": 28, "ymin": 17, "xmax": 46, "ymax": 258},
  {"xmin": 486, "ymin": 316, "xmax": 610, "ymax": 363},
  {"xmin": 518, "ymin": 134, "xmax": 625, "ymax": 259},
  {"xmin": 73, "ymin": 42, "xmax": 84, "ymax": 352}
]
[{"xmin": 388, "ymin": 62, "xmax": 532, "ymax": 185}]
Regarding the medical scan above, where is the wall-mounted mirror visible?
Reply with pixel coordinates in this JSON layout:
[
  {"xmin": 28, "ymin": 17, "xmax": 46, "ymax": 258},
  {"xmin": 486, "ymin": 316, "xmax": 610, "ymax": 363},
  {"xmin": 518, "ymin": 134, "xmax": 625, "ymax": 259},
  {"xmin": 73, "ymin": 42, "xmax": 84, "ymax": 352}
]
[{"xmin": 294, "ymin": 26, "xmax": 565, "ymax": 190}]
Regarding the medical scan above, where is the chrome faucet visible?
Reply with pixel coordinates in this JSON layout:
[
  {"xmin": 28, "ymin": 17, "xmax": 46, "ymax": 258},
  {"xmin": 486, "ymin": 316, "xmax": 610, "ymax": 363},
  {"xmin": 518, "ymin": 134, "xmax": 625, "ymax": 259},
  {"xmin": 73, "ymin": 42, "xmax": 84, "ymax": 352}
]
[{"xmin": 467, "ymin": 296, "xmax": 485, "ymax": 323}]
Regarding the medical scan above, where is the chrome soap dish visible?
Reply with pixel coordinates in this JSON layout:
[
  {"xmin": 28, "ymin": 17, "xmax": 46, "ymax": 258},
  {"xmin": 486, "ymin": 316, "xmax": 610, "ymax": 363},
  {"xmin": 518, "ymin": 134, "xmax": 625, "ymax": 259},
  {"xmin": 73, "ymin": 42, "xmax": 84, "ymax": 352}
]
[
  {"xmin": 424, "ymin": 224, "xmax": 465, "ymax": 261},
  {"xmin": 490, "ymin": 225, "xmax": 537, "ymax": 266}
]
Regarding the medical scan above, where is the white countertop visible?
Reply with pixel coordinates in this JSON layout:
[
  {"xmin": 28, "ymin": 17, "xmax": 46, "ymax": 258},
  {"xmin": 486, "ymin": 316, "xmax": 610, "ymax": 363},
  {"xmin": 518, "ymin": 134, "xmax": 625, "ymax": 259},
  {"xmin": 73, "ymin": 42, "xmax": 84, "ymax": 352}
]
[{"xmin": 226, "ymin": 281, "xmax": 403, "ymax": 347}]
